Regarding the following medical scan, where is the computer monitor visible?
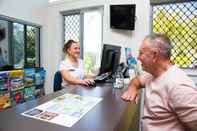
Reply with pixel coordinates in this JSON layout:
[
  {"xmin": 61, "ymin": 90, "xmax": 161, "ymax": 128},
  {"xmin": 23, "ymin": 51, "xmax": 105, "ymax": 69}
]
[{"xmin": 99, "ymin": 44, "xmax": 121, "ymax": 75}]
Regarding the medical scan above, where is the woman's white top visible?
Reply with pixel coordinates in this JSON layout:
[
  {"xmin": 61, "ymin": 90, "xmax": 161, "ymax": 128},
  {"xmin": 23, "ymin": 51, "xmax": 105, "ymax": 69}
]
[{"xmin": 58, "ymin": 58, "xmax": 85, "ymax": 87}]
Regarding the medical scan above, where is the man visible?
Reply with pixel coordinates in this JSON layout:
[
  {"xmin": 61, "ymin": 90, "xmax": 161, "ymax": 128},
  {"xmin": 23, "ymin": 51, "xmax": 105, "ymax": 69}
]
[{"xmin": 121, "ymin": 33, "xmax": 197, "ymax": 131}]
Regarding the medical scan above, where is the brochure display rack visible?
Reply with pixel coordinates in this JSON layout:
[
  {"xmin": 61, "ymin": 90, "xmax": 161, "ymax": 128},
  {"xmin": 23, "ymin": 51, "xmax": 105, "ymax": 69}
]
[{"xmin": 0, "ymin": 68, "xmax": 46, "ymax": 111}]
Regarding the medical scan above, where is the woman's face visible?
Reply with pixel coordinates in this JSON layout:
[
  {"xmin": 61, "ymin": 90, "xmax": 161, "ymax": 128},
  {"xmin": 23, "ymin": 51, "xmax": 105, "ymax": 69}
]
[{"xmin": 67, "ymin": 42, "xmax": 80, "ymax": 59}]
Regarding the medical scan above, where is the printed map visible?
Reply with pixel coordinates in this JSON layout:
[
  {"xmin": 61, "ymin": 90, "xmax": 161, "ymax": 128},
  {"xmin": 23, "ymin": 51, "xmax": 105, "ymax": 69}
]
[{"xmin": 22, "ymin": 93, "xmax": 102, "ymax": 127}]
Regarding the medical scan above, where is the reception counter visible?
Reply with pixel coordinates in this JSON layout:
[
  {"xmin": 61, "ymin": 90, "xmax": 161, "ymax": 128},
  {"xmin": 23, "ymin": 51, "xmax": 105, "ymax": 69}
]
[{"xmin": 0, "ymin": 83, "xmax": 140, "ymax": 131}]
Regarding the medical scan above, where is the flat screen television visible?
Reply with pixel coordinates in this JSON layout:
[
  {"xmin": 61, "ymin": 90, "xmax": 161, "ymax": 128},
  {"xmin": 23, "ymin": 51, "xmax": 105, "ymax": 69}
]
[
  {"xmin": 110, "ymin": 4, "xmax": 136, "ymax": 30},
  {"xmin": 99, "ymin": 44, "xmax": 121, "ymax": 75}
]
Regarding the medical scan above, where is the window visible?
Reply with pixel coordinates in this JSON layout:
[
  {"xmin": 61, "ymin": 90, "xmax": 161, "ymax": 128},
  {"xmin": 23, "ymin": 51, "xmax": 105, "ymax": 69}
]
[
  {"xmin": 13, "ymin": 23, "xmax": 25, "ymax": 67},
  {"xmin": 151, "ymin": 0, "xmax": 197, "ymax": 68},
  {"xmin": 0, "ymin": 15, "xmax": 40, "ymax": 69},
  {"xmin": 0, "ymin": 20, "xmax": 9, "ymax": 67},
  {"xmin": 26, "ymin": 26, "xmax": 40, "ymax": 67},
  {"xmin": 64, "ymin": 14, "xmax": 80, "ymax": 43},
  {"xmin": 83, "ymin": 9, "xmax": 102, "ymax": 74},
  {"xmin": 63, "ymin": 7, "xmax": 103, "ymax": 74}
]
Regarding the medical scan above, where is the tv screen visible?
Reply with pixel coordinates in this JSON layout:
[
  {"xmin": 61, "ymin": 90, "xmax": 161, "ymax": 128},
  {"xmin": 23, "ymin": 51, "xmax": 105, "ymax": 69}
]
[{"xmin": 110, "ymin": 4, "xmax": 136, "ymax": 30}]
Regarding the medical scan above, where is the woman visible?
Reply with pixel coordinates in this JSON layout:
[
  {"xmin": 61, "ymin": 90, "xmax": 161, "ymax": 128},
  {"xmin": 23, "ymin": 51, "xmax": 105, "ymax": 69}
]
[{"xmin": 59, "ymin": 39, "xmax": 94, "ymax": 88}]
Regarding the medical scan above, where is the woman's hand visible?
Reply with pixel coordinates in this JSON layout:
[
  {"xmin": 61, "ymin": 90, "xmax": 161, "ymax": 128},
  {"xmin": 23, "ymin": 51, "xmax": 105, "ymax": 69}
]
[{"xmin": 79, "ymin": 79, "xmax": 95, "ymax": 87}]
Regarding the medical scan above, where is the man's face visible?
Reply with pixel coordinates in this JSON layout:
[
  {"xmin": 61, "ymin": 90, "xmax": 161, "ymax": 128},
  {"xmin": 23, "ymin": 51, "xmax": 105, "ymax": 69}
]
[
  {"xmin": 137, "ymin": 39, "xmax": 155, "ymax": 73},
  {"xmin": 68, "ymin": 43, "xmax": 80, "ymax": 59}
]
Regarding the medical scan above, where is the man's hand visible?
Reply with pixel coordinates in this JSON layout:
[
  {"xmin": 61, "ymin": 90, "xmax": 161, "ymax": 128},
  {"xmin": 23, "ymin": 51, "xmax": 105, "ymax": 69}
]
[
  {"xmin": 121, "ymin": 77, "xmax": 142, "ymax": 104},
  {"xmin": 121, "ymin": 86, "xmax": 139, "ymax": 104}
]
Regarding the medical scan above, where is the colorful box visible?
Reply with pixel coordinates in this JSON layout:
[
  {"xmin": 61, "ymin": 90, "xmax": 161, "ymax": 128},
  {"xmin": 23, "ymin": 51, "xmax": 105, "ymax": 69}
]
[
  {"xmin": 9, "ymin": 70, "xmax": 24, "ymax": 91},
  {"xmin": 11, "ymin": 88, "xmax": 24, "ymax": 106},
  {"xmin": 23, "ymin": 86, "xmax": 35, "ymax": 101},
  {"xmin": 24, "ymin": 68, "xmax": 35, "ymax": 87},
  {"xmin": 0, "ymin": 71, "xmax": 10, "ymax": 90},
  {"xmin": 0, "ymin": 89, "xmax": 11, "ymax": 111}
]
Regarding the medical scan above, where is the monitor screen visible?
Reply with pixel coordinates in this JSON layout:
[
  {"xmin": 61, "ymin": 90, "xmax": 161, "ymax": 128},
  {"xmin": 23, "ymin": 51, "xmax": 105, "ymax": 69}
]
[
  {"xmin": 99, "ymin": 44, "xmax": 121, "ymax": 75},
  {"xmin": 110, "ymin": 4, "xmax": 136, "ymax": 30}
]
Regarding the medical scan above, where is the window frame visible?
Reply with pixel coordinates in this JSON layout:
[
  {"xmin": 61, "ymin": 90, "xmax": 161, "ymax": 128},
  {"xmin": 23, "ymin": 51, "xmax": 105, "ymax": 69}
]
[
  {"xmin": 0, "ymin": 14, "xmax": 41, "ymax": 69},
  {"xmin": 150, "ymin": 0, "xmax": 196, "ymax": 5}
]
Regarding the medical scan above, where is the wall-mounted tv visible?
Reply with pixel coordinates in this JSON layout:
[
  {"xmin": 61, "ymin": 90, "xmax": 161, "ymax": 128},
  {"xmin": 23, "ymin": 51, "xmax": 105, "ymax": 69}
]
[{"xmin": 110, "ymin": 4, "xmax": 136, "ymax": 30}]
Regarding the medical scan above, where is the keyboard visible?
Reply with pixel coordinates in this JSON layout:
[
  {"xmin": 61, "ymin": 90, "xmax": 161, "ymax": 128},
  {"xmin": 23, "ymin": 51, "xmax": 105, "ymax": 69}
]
[{"xmin": 94, "ymin": 72, "xmax": 110, "ymax": 82}]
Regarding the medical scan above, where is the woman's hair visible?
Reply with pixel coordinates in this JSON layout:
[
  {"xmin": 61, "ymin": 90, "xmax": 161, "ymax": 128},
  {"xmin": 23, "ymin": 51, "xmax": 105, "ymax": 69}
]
[{"xmin": 63, "ymin": 39, "xmax": 77, "ymax": 54}]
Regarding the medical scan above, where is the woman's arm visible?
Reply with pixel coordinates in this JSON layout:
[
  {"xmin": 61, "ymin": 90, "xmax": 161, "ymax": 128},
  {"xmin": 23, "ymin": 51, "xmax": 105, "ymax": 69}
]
[{"xmin": 60, "ymin": 69, "xmax": 94, "ymax": 86}]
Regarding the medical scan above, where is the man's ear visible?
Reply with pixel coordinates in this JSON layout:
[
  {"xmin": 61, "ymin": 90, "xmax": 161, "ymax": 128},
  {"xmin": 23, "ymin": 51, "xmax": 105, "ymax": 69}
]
[{"xmin": 152, "ymin": 49, "xmax": 159, "ymax": 62}]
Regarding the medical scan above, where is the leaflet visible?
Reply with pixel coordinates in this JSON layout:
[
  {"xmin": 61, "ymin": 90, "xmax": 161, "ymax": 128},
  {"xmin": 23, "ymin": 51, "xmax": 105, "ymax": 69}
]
[{"xmin": 22, "ymin": 93, "xmax": 102, "ymax": 127}]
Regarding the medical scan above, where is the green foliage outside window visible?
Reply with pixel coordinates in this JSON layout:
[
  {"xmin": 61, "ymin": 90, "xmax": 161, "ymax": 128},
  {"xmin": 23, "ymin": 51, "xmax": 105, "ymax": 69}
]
[
  {"xmin": 13, "ymin": 23, "xmax": 24, "ymax": 67},
  {"xmin": 26, "ymin": 26, "xmax": 37, "ymax": 67},
  {"xmin": 84, "ymin": 52, "xmax": 95, "ymax": 74}
]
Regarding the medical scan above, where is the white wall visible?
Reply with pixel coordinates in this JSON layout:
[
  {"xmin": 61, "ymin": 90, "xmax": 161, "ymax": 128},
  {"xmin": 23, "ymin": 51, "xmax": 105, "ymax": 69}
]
[
  {"xmin": 0, "ymin": 0, "xmax": 48, "ymax": 25},
  {"xmin": 44, "ymin": 0, "xmax": 151, "ymax": 94}
]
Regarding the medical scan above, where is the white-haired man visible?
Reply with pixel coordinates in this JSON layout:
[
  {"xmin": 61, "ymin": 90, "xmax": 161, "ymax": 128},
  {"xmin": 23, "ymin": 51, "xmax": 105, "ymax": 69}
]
[{"xmin": 121, "ymin": 33, "xmax": 197, "ymax": 131}]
